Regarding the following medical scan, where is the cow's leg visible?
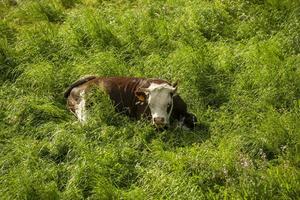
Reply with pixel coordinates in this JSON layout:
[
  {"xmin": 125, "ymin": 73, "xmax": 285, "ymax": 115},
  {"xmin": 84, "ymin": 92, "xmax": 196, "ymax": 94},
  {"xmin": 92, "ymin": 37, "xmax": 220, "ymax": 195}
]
[
  {"xmin": 183, "ymin": 113, "xmax": 197, "ymax": 129},
  {"xmin": 74, "ymin": 91, "xmax": 87, "ymax": 123},
  {"xmin": 171, "ymin": 113, "xmax": 197, "ymax": 130},
  {"xmin": 178, "ymin": 117, "xmax": 191, "ymax": 130},
  {"xmin": 170, "ymin": 117, "xmax": 190, "ymax": 130}
]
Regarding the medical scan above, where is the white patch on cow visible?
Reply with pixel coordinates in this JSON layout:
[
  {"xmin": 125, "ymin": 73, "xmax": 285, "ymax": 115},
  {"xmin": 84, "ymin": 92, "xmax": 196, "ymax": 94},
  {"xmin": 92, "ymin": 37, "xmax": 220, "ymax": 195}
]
[
  {"xmin": 178, "ymin": 117, "xmax": 191, "ymax": 130},
  {"xmin": 75, "ymin": 91, "xmax": 87, "ymax": 123},
  {"xmin": 146, "ymin": 83, "xmax": 176, "ymax": 126}
]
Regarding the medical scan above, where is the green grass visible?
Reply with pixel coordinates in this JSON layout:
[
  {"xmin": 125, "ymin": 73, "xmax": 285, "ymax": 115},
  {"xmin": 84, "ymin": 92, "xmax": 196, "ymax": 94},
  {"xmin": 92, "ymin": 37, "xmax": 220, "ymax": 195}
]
[{"xmin": 0, "ymin": 0, "xmax": 299, "ymax": 199}]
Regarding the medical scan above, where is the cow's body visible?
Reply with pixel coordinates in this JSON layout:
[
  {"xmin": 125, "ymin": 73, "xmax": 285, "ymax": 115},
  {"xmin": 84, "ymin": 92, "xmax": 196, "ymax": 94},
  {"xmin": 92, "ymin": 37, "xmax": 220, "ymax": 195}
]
[{"xmin": 64, "ymin": 76, "xmax": 197, "ymax": 129}]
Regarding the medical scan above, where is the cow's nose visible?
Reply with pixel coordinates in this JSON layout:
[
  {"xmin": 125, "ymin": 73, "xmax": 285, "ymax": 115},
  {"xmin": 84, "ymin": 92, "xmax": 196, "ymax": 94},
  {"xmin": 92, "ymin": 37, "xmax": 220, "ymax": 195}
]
[{"xmin": 153, "ymin": 117, "xmax": 165, "ymax": 126}]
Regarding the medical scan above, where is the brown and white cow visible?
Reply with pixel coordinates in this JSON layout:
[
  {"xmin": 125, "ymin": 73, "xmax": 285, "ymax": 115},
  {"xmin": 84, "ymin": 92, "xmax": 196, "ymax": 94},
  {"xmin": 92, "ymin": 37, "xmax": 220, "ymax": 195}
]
[{"xmin": 64, "ymin": 76, "xmax": 197, "ymax": 129}]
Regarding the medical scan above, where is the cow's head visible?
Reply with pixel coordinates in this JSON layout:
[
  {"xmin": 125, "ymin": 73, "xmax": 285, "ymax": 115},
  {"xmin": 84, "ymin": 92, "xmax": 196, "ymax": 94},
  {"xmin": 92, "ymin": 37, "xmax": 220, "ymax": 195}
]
[{"xmin": 135, "ymin": 82, "xmax": 177, "ymax": 128}]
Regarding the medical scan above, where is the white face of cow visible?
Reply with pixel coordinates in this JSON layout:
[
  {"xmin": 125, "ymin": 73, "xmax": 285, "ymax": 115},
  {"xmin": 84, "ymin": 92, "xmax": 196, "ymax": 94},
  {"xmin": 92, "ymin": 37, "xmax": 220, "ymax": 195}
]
[{"xmin": 143, "ymin": 83, "xmax": 177, "ymax": 127}]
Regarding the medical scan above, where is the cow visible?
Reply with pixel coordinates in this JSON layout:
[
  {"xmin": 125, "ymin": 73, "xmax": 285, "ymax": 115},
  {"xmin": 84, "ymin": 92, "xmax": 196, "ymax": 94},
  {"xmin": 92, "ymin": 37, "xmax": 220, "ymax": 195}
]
[{"xmin": 64, "ymin": 76, "xmax": 197, "ymax": 129}]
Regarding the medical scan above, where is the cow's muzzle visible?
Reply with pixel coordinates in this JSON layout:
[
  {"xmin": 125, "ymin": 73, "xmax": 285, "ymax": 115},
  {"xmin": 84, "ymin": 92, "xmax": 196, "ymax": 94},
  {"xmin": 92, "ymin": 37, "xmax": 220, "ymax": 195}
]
[{"xmin": 153, "ymin": 117, "xmax": 167, "ymax": 128}]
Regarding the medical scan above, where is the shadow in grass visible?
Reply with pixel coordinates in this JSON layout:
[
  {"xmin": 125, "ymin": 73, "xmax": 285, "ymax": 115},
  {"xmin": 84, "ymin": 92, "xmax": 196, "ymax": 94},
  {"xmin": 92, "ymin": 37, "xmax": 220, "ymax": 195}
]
[
  {"xmin": 158, "ymin": 122, "xmax": 211, "ymax": 149},
  {"xmin": 39, "ymin": 143, "xmax": 75, "ymax": 165},
  {"xmin": 195, "ymin": 65, "xmax": 232, "ymax": 109}
]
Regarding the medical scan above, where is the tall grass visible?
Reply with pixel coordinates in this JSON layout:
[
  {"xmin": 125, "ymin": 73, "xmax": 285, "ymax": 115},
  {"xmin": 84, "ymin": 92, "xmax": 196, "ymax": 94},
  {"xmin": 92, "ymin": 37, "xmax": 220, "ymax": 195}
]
[{"xmin": 0, "ymin": 0, "xmax": 299, "ymax": 199}]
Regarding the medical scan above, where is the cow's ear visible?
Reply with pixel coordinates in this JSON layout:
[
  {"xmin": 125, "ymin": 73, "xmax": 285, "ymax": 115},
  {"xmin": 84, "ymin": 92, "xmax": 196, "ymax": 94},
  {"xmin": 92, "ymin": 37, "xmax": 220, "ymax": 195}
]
[
  {"xmin": 171, "ymin": 81, "xmax": 178, "ymax": 96},
  {"xmin": 171, "ymin": 86, "xmax": 177, "ymax": 97},
  {"xmin": 172, "ymin": 80, "xmax": 178, "ymax": 88},
  {"xmin": 135, "ymin": 91, "xmax": 146, "ymax": 102}
]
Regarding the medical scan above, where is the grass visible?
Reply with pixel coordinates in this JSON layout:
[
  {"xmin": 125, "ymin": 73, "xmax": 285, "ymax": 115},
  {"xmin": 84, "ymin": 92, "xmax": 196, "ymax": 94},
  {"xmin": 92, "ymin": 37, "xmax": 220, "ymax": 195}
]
[{"xmin": 0, "ymin": 0, "xmax": 299, "ymax": 199}]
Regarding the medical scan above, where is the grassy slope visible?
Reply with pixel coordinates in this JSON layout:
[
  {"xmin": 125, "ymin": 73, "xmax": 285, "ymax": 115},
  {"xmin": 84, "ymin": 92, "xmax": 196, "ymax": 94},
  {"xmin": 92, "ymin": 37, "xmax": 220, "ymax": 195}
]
[{"xmin": 0, "ymin": 0, "xmax": 299, "ymax": 199}]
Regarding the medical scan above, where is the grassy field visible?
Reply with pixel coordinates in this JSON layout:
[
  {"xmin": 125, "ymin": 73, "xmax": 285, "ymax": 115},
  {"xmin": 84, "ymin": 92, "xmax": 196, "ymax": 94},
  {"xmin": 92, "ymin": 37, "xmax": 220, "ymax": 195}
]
[{"xmin": 0, "ymin": 0, "xmax": 300, "ymax": 199}]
